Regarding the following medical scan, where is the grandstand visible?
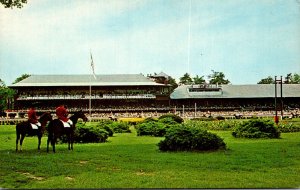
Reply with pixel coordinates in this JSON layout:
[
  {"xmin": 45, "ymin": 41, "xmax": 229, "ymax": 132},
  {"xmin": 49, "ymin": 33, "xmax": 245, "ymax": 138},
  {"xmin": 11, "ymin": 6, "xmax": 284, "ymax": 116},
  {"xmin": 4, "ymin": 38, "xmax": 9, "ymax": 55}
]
[
  {"xmin": 171, "ymin": 84, "xmax": 300, "ymax": 111},
  {"xmin": 8, "ymin": 74, "xmax": 300, "ymax": 116},
  {"xmin": 9, "ymin": 74, "xmax": 171, "ymax": 112}
]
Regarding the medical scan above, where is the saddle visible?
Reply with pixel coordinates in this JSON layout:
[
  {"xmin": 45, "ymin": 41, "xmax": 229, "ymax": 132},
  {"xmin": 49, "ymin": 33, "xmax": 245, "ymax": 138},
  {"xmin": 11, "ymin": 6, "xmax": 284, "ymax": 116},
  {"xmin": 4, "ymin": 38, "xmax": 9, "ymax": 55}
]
[
  {"xmin": 30, "ymin": 122, "xmax": 41, "ymax": 130},
  {"xmin": 60, "ymin": 119, "xmax": 73, "ymax": 128}
]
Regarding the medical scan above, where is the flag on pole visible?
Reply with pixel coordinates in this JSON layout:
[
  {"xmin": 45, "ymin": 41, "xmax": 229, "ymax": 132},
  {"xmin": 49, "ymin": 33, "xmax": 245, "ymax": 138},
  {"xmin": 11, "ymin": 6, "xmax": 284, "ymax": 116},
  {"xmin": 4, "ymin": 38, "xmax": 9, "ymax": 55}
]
[{"xmin": 90, "ymin": 52, "xmax": 97, "ymax": 79}]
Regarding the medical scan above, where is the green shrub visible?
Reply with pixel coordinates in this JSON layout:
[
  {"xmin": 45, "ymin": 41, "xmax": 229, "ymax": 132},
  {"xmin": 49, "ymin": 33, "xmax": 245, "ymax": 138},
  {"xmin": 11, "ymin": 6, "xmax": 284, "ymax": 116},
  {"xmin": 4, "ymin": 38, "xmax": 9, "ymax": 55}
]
[
  {"xmin": 158, "ymin": 114, "xmax": 184, "ymax": 123},
  {"xmin": 158, "ymin": 126, "xmax": 226, "ymax": 151},
  {"xmin": 232, "ymin": 119, "xmax": 280, "ymax": 138},
  {"xmin": 71, "ymin": 123, "xmax": 109, "ymax": 143},
  {"xmin": 97, "ymin": 119, "xmax": 114, "ymax": 136},
  {"xmin": 277, "ymin": 122, "xmax": 300, "ymax": 133},
  {"xmin": 185, "ymin": 120, "xmax": 241, "ymax": 131},
  {"xmin": 136, "ymin": 122, "xmax": 170, "ymax": 137},
  {"xmin": 110, "ymin": 121, "xmax": 131, "ymax": 133},
  {"xmin": 143, "ymin": 117, "xmax": 158, "ymax": 123}
]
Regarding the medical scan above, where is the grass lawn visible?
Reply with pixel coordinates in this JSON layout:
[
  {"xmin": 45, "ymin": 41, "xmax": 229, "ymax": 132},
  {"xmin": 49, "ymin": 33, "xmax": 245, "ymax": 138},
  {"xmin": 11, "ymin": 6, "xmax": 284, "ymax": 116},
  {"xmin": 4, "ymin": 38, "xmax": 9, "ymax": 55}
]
[{"xmin": 0, "ymin": 124, "xmax": 299, "ymax": 188}]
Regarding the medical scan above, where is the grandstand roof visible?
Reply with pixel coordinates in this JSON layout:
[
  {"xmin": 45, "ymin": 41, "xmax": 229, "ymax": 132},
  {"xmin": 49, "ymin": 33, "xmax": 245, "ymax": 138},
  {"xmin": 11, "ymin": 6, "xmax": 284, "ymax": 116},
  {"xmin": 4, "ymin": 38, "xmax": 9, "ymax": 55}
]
[
  {"xmin": 170, "ymin": 84, "xmax": 300, "ymax": 99},
  {"xmin": 10, "ymin": 74, "xmax": 165, "ymax": 87}
]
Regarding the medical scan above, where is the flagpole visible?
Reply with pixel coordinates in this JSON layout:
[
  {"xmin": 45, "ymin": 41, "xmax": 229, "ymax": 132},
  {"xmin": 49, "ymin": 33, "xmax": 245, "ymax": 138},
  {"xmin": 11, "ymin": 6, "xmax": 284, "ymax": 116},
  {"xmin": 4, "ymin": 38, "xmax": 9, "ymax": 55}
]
[
  {"xmin": 89, "ymin": 50, "xmax": 96, "ymax": 122},
  {"xmin": 89, "ymin": 75, "xmax": 91, "ymax": 119}
]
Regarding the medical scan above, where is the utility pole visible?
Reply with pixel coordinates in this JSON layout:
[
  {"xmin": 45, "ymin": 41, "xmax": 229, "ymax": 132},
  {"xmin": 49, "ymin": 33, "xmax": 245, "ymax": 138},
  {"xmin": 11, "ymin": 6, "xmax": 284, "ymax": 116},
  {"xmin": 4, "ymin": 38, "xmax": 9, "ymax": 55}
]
[{"xmin": 274, "ymin": 76, "xmax": 283, "ymax": 124}]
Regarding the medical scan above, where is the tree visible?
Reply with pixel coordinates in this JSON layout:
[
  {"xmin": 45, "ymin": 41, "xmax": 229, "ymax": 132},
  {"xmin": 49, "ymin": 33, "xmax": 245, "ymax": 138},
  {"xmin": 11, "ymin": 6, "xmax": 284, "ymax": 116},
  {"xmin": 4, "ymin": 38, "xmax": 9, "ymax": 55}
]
[
  {"xmin": 289, "ymin": 73, "xmax": 300, "ymax": 84},
  {"xmin": 179, "ymin": 73, "xmax": 193, "ymax": 85},
  {"xmin": 258, "ymin": 73, "xmax": 300, "ymax": 84},
  {"xmin": 257, "ymin": 76, "xmax": 274, "ymax": 84},
  {"xmin": 167, "ymin": 76, "xmax": 178, "ymax": 91},
  {"xmin": 0, "ymin": 0, "xmax": 27, "ymax": 9},
  {"xmin": 0, "ymin": 79, "xmax": 15, "ymax": 111},
  {"xmin": 208, "ymin": 70, "xmax": 230, "ymax": 84},
  {"xmin": 193, "ymin": 75, "xmax": 206, "ymax": 84},
  {"xmin": 13, "ymin": 74, "xmax": 30, "ymax": 84}
]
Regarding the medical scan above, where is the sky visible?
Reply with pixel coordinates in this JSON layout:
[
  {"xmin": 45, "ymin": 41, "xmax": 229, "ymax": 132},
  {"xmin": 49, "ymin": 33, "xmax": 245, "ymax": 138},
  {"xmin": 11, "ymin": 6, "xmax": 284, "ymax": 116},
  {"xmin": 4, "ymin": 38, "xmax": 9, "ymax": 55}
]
[{"xmin": 1, "ymin": 0, "xmax": 300, "ymax": 85}]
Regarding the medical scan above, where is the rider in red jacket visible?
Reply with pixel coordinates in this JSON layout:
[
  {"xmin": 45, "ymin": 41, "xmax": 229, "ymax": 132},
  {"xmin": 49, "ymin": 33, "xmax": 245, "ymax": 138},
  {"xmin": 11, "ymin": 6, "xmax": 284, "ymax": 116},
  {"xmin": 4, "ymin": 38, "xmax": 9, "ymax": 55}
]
[
  {"xmin": 56, "ymin": 105, "xmax": 68, "ymax": 122},
  {"xmin": 56, "ymin": 105, "xmax": 73, "ymax": 126},
  {"xmin": 28, "ymin": 106, "xmax": 41, "ymax": 127}
]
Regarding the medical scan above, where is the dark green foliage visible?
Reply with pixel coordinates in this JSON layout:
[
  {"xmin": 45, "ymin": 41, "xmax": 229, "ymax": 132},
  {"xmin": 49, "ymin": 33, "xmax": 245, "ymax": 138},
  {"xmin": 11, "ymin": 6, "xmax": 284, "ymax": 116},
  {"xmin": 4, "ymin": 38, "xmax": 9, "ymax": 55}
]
[
  {"xmin": 70, "ymin": 123, "xmax": 109, "ymax": 143},
  {"xmin": 0, "ymin": 0, "xmax": 27, "ymax": 9},
  {"xmin": 185, "ymin": 120, "xmax": 241, "ymax": 131},
  {"xmin": 232, "ymin": 119, "xmax": 280, "ymax": 138},
  {"xmin": 158, "ymin": 114, "xmax": 184, "ymax": 123},
  {"xmin": 96, "ymin": 120, "xmax": 131, "ymax": 135},
  {"xmin": 110, "ymin": 121, "xmax": 131, "ymax": 133},
  {"xmin": 136, "ymin": 114, "xmax": 183, "ymax": 137},
  {"xmin": 96, "ymin": 119, "xmax": 114, "ymax": 136},
  {"xmin": 143, "ymin": 117, "xmax": 157, "ymax": 123},
  {"xmin": 136, "ymin": 122, "xmax": 171, "ymax": 137},
  {"xmin": 158, "ymin": 126, "xmax": 226, "ymax": 151}
]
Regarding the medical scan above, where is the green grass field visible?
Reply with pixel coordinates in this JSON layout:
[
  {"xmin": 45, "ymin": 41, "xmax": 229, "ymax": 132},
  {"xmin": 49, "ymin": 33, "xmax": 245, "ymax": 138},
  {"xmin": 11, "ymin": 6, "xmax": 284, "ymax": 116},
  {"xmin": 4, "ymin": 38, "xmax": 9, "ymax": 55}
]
[{"xmin": 0, "ymin": 124, "xmax": 299, "ymax": 188}]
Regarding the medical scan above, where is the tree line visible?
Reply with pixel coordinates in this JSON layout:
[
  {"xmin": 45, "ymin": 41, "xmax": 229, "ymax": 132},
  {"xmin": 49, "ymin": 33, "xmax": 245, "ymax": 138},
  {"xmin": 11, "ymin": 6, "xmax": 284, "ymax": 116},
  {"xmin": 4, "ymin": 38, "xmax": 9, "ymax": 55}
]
[{"xmin": 257, "ymin": 73, "xmax": 300, "ymax": 84}]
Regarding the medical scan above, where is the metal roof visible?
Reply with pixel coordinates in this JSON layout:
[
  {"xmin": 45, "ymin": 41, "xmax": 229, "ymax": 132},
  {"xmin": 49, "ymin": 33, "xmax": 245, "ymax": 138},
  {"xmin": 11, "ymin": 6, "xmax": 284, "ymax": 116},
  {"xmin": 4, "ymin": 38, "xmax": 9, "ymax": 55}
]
[
  {"xmin": 170, "ymin": 84, "xmax": 300, "ymax": 99},
  {"xmin": 10, "ymin": 74, "xmax": 165, "ymax": 87}
]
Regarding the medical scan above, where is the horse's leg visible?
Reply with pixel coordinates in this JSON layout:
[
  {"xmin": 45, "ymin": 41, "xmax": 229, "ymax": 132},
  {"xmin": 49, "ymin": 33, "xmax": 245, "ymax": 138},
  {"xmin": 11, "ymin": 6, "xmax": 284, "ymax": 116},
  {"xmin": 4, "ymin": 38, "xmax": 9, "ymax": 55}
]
[
  {"xmin": 71, "ymin": 129, "xmax": 74, "ymax": 151},
  {"xmin": 47, "ymin": 136, "xmax": 50, "ymax": 152},
  {"xmin": 16, "ymin": 131, "xmax": 20, "ymax": 152},
  {"xmin": 53, "ymin": 137, "xmax": 56, "ymax": 153},
  {"xmin": 52, "ymin": 135, "xmax": 56, "ymax": 153},
  {"xmin": 68, "ymin": 133, "xmax": 71, "ymax": 150},
  {"xmin": 70, "ymin": 135, "xmax": 74, "ymax": 150},
  {"xmin": 37, "ymin": 133, "xmax": 41, "ymax": 151},
  {"xmin": 20, "ymin": 134, "xmax": 25, "ymax": 152}
]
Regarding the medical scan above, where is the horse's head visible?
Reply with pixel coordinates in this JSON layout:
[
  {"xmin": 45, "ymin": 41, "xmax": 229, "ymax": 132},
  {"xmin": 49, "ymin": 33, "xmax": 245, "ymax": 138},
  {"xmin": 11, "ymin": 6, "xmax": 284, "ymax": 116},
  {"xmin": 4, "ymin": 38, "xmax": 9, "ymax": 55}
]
[{"xmin": 75, "ymin": 110, "xmax": 88, "ymax": 122}]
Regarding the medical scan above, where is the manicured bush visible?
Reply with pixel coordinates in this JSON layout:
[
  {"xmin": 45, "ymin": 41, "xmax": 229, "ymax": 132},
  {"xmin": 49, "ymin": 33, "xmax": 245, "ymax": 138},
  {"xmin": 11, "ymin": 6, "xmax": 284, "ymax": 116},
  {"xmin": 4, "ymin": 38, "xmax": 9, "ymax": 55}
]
[
  {"xmin": 110, "ymin": 121, "xmax": 131, "ymax": 133},
  {"xmin": 136, "ymin": 121, "xmax": 170, "ymax": 137},
  {"xmin": 97, "ymin": 119, "xmax": 114, "ymax": 136},
  {"xmin": 158, "ymin": 114, "xmax": 184, "ymax": 123},
  {"xmin": 135, "ymin": 115, "xmax": 183, "ymax": 137},
  {"xmin": 158, "ymin": 126, "xmax": 226, "ymax": 151},
  {"xmin": 143, "ymin": 117, "xmax": 157, "ymax": 123},
  {"xmin": 232, "ymin": 119, "xmax": 280, "ymax": 138},
  {"xmin": 62, "ymin": 123, "xmax": 109, "ymax": 143},
  {"xmin": 185, "ymin": 120, "xmax": 241, "ymax": 131}
]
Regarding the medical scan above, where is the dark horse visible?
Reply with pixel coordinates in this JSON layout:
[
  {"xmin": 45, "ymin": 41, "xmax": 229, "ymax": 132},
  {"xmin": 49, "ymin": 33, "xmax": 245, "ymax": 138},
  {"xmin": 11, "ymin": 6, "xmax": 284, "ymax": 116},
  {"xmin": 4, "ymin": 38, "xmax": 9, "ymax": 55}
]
[
  {"xmin": 16, "ymin": 112, "xmax": 53, "ymax": 152},
  {"xmin": 47, "ymin": 110, "xmax": 88, "ymax": 153}
]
